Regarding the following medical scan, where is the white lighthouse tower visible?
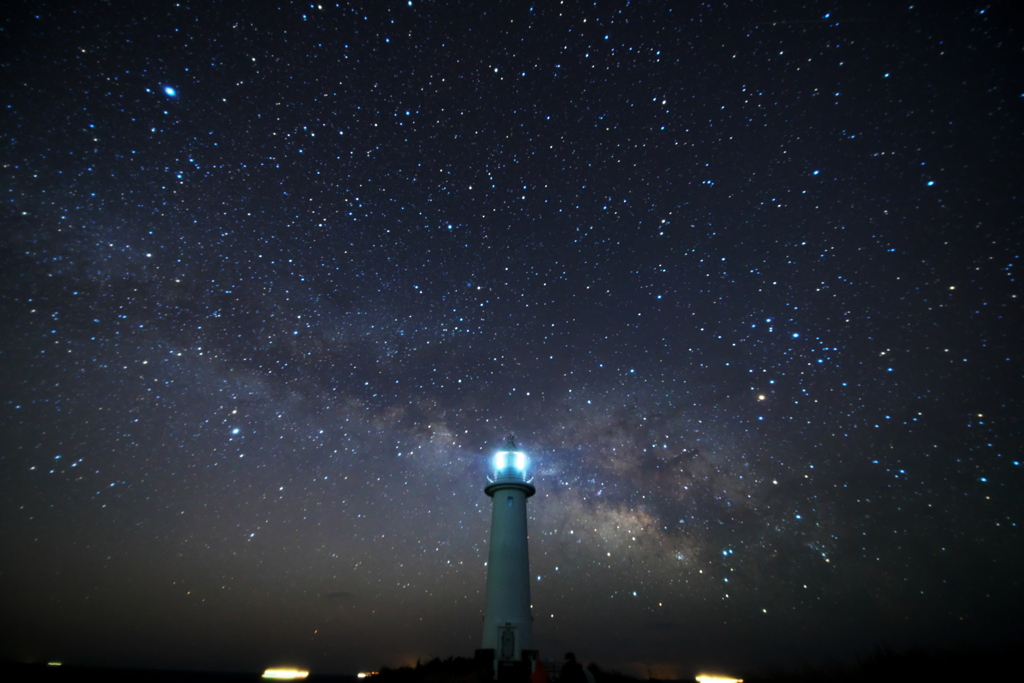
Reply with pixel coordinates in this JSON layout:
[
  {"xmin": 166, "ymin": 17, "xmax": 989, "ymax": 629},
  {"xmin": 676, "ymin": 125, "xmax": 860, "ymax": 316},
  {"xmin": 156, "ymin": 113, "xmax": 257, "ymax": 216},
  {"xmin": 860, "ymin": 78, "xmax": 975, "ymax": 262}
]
[{"xmin": 479, "ymin": 437, "xmax": 536, "ymax": 669}]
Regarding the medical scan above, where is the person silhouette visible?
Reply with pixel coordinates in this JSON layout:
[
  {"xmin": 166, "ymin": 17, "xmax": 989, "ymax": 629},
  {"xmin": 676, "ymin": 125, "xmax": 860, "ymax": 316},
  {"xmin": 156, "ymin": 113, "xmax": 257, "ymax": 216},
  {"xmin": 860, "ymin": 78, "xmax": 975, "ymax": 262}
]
[{"xmin": 559, "ymin": 653, "xmax": 586, "ymax": 683}]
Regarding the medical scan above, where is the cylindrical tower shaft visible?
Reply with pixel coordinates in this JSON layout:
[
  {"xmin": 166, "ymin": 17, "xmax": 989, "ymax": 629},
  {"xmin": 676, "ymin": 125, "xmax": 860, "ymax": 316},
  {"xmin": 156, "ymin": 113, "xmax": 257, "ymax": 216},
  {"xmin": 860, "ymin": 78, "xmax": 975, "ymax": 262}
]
[{"xmin": 481, "ymin": 479, "xmax": 534, "ymax": 660}]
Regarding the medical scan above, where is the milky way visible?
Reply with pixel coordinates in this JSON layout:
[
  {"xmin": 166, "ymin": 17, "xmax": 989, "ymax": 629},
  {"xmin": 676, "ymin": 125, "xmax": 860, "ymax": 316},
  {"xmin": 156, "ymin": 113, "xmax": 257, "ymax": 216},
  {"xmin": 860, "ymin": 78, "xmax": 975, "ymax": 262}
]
[{"xmin": 1, "ymin": 1, "xmax": 1021, "ymax": 677}]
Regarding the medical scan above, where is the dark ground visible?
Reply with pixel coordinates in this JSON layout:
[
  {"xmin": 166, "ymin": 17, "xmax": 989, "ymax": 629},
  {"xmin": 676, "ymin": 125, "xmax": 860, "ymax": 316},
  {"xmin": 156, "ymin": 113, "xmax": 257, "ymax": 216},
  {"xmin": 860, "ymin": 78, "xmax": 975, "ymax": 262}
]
[{"xmin": 3, "ymin": 645, "xmax": 1019, "ymax": 683}]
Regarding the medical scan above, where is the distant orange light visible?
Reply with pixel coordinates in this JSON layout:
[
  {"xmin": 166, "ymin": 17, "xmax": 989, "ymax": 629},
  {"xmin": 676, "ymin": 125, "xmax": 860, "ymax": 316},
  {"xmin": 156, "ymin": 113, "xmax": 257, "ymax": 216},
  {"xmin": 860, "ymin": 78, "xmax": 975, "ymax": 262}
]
[
  {"xmin": 262, "ymin": 668, "xmax": 309, "ymax": 679},
  {"xmin": 358, "ymin": 672, "xmax": 379, "ymax": 678},
  {"xmin": 696, "ymin": 676, "xmax": 743, "ymax": 683}
]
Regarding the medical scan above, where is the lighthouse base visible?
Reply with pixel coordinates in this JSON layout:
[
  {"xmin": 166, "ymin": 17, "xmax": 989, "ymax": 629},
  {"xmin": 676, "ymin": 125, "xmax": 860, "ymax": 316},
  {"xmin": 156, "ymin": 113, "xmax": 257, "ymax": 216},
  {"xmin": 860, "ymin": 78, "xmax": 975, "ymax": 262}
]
[{"xmin": 475, "ymin": 648, "xmax": 539, "ymax": 683}]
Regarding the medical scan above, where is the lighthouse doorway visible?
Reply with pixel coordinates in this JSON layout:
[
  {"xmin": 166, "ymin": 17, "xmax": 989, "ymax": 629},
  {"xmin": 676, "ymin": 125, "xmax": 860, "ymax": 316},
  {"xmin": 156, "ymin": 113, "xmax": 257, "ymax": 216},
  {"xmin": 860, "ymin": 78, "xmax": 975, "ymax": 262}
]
[{"xmin": 499, "ymin": 625, "xmax": 516, "ymax": 660}]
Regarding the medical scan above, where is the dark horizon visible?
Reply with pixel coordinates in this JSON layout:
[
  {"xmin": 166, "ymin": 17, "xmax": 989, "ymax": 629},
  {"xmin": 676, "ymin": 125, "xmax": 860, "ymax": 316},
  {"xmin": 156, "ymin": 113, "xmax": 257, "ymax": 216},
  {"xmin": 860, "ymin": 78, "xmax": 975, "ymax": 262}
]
[{"xmin": 2, "ymin": 0, "xmax": 1021, "ymax": 678}]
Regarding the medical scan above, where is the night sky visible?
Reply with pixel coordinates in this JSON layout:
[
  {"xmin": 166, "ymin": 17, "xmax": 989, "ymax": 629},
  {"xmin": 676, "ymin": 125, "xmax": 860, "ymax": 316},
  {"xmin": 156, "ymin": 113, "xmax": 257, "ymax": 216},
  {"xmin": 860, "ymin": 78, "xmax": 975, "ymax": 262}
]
[{"xmin": 2, "ymin": 1, "xmax": 1021, "ymax": 678}]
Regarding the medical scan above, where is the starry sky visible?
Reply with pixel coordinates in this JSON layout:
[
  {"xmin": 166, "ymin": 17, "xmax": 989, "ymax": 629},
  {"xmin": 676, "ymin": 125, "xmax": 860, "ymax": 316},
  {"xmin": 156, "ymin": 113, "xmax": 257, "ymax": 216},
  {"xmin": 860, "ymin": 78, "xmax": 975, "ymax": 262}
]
[{"xmin": 1, "ymin": 0, "xmax": 1021, "ymax": 678}]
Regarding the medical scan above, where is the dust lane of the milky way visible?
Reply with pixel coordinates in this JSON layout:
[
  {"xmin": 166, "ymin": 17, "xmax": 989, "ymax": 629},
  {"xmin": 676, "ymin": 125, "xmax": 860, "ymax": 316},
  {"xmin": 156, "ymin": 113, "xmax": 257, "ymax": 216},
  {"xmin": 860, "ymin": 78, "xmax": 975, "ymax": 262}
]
[{"xmin": 1, "ymin": 1, "xmax": 1021, "ymax": 677}]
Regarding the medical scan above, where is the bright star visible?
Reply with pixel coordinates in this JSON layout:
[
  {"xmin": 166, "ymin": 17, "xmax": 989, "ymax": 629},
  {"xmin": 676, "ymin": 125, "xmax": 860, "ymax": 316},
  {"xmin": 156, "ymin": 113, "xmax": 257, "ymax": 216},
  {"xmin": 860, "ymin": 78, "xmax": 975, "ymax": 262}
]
[{"xmin": 164, "ymin": 86, "xmax": 177, "ymax": 97}]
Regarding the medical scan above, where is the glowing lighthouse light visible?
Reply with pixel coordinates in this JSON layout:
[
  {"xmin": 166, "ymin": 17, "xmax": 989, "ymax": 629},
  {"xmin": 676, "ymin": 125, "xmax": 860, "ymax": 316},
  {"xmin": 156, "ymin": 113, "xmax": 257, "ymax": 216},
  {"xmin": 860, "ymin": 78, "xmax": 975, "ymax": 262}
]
[{"xmin": 493, "ymin": 450, "xmax": 528, "ymax": 473}]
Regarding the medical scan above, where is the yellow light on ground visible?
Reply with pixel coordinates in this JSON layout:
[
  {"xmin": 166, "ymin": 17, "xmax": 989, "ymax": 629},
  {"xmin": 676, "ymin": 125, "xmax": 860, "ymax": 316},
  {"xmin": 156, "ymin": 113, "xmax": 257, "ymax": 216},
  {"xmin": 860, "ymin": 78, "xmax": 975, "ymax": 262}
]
[
  {"xmin": 262, "ymin": 668, "xmax": 309, "ymax": 679},
  {"xmin": 696, "ymin": 676, "xmax": 743, "ymax": 683},
  {"xmin": 357, "ymin": 673, "xmax": 379, "ymax": 679},
  {"xmin": 47, "ymin": 662, "xmax": 62, "ymax": 667}
]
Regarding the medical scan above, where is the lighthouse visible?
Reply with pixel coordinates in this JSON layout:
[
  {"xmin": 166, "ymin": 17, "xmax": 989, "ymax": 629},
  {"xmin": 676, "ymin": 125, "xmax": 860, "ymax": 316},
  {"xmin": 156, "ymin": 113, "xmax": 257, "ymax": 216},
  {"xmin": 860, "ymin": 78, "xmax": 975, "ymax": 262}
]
[{"xmin": 479, "ymin": 437, "xmax": 537, "ymax": 670}]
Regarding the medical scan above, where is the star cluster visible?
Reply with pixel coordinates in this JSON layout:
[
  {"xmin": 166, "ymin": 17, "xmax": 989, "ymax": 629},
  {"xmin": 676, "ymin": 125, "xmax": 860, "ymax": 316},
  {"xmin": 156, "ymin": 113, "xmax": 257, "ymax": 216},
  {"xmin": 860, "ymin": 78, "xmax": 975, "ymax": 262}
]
[{"xmin": 1, "ymin": 1, "xmax": 1021, "ymax": 677}]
